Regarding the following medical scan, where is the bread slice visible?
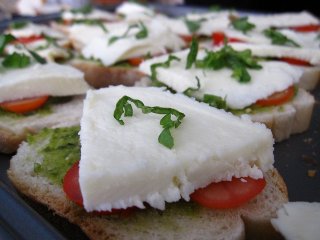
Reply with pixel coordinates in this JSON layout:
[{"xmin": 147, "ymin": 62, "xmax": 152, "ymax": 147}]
[
  {"xmin": 8, "ymin": 137, "xmax": 288, "ymax": 240},
  {"xmin": 0, "ymin": 96, "xmax": 84, "ymax": 154},
  {"xmin": 249, "ymin": 88, "xmax": 315, "ymax": 142},
  {"xmin": 69, "ymin": 59, "xmax": 145, "ymax": 88},
  {"xmin": 298, "ymin": 66, "xmax": 320, "ymax": 91}
]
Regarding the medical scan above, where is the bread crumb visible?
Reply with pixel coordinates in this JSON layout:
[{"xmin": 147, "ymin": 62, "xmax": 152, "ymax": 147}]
[{"xmin": 307, "ymin": 170, "xmax": 317, "ymax": 178}]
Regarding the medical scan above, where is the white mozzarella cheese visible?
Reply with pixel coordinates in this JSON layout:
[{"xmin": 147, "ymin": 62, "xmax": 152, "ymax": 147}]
[
  {"xmin": 219, "ymin": 28, "xmax": 320, "ymax": 49},
  {"xmin": 248, "ymin": 11, "xmax": 319, "ymax": 29},
  {"xmin": 79, "ymin": 86, "xmax": 274, "ymax": 211},
  {"xmin": 186, "ymin": 10, "xmax": 237, "ymax": 21},
  {"xmin": 139, "ymin": 50, "xmax": 302, "ymax": 109},
  {"xmin": 62, "ymin": 8, "xmax": 117, "ymax": 21},
  {"xmin": 7, "ymin": 23, "xmax": 65, "ymax": 39},
  {"xmin": 0, "ymin": 63, "xmax": 90, "ymax": 102},
  {"xmin": 6, "ymin": 40, "xmax": 70, "ymax": 62},
  {"xmin": 271, "ymin": 202, "xmax": 320, "ymax": 240},
  {"xmin": 82, "ymin": 19, "xmax": 185, "ymax": 66},
  {"xmin": 229, "ymin": 43, "xmax": 320, "ymax": 65},
  {"xmin": 116, "ymin": 2, "xmax": 154, "ymax": 17},
  {"xmin": 158, "ymin": 14, "xmax": 231, "ymax": 36}
]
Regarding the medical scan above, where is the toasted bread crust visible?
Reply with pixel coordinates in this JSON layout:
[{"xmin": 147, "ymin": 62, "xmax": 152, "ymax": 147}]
[
  {"xmin": 70, "ymin": 60, "xmax": 145, "ymax": 88},
  {"xmin": 0, "ymin": 128, "xmax": 26, "ymax": 154}
]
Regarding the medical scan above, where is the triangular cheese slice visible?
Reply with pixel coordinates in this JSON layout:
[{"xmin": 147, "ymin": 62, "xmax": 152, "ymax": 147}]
[{"xmin": 80, "ymin": 86, "xmax": 274, "ymax": 212}]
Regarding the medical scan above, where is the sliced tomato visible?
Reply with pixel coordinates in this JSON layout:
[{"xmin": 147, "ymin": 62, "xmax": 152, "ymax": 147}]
[
  {"xmin": 212, "ymin": 32, "xmax": 226, "ymax": 45},
  {"xmin": 191, "ymin": 177, "xmax": 266, "ymax": 209},
  {"xmin": 255, "ymin": 86, "xmax": 295, "ymax": 107},
  {"xmin": 16, "ymin": 35, "xmax": 44, "ymax": 44},
  {"xmin": 128, "ymin": 57, "xmax": 144, "ymax": 66},
  {"xmin": 280, "ymin": 57, "xmax": 311, "ymax": 66},
  {"xmin": 63, "ymin": 161, "xmax": 135, "ymax": 216},
  {"xmin": 63, "ymin": 161, "xmax": 83, "ymax": 206},
  {"xmin": 212, "ymin": 32, "xmax": 244, "ymax": 46},
  {"xmin": 180, "ymin": 34, "xmax": 194, "ymax": 43},
  {"xmin": 290, "ymin": 24, "xmax": 320, "ymax": 32},
  {"xmin": 0, "ymin": 95, "xmax": 49, "ymax": 114}
]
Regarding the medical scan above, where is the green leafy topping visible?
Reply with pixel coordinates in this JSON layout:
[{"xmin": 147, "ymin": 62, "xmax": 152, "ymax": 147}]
[
  {"xmin": 73, "ymin": 19, "xmax": 108, "ymax": 33},
  {"xmin": 10, "ymin": 21, "xmax": 29, "ymax": 29},
  {"xmin": 32, "ymin": 126, "xmax": 80, "ymax": 185},
  {"xmin": 0, "ymin": 34, "xmax": 16, "ymax": 54},
  {"xmin": 184, "ymin": 18, "xmax": 206, "ymax": 33},
  {"xmin": 27, "ymin": 50, "xmax": 47, "ymax": 64},
  {"xmin": 151, "ymin": 55, "xmax": 180, "ymax": 81},
  {"xmin": 114, "ymin": 96, "xmax": 185, "ymax": 149},
  {"xmin": 186, "ymin": 37, "xmax": 199, "ymax": 69},
  {"xmin": 109, "ymin": 22, "xmax": 148, "ymax": 45},
  {"xmin": 195, "ymin": 45, "xmax": 262, "ymax": 83},
  {"xmin": 2, "ymin": 52, "xmax": 30, "ymax": 68},
  {"xmin": 231, "ymin": 17, "xmax": 255, "ymax": 34},
  {"xmin": 70, "ymin": 4, "xmax": 92, "ymax": 14},
  {"xmin": 264, "ymin": 28, "xmax": 300, "ymax": 47},
  {"xmin": 183, "ymin": 76, "xmax": 201, "ymax": 97},
  {"xmin": 203, "ymin": 94, "xmax": 227, "ymax": 109}
]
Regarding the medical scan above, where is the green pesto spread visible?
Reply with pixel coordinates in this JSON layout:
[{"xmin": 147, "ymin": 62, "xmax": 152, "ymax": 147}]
[{"xmin": 31, "ymin": 126, "xmax": 80, "ymax": 185}]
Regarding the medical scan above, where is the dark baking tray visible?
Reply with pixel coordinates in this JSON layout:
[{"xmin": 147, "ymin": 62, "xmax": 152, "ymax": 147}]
[{"xmin": 0, "ymin": 4, "xmax": 319, "ymax": 240}]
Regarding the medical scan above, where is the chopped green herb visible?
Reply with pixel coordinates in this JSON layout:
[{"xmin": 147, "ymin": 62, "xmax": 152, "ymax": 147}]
[
  {"xmin": 186, "ymin": 37, "xmax": 199, "ymax": 69},
  {"xmin": 0, "ymin": 34, "xmax": 16, "ymax": 54},
  {"xmin": 203, "ymin": 94, "xmax": 227, "ymax": 109},
  {"xmin": 73, "ymin": 19, "xmax": 108, "ymax": 33},
  {"xmin": 150, "ymin": 55, "xmax": 180, "ymax": 81},
  {"xmin": 183, "ymin": 76, "xmax": 201, "ymax": 97},
  {"xmin": 2, "ymin": 52, "xmax": 30, "ymax": 68},
  {"xmin": 28, "ymin": 50, "xmax": 47, "ymax": 64},
  {"xmin": 231, "ymin": 17, "xmax": 255, "ymax": 34},
  {"xmin": 184, "ymin": 18, "xmax": 206, "ymax": 33},
  {"xmin": 114, "ymin": 96, "xmax": 185, "ymax": 149},
  {"xmin": 10, "ymin": 21, "xmax": 29, "ymax": 29},
  {"xmin": 70, "ymin": 4, "xmax": 92, "ymax": 14},
  {"xmin": 264, "ymin": 28, "xmax": 300, "ymax": 47},
  {"xmin": 195, "ymin": 45, "xmax": 262, "ymax": 83},
  {"xmin": 109, "ymin": 22, "xmax": 148, "ymax": 45}
]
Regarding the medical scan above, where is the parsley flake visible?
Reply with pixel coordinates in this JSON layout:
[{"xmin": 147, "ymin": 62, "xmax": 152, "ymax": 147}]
[
  {"xmin": 184, "ymin": 18, "xmax": 206, "ymax": 33},
  {"xmin": 195, "ymin": 45, "xmax": 262, "ymax": 83},
  {"xmin": 109, "ymin": 22, "xmax": 148, "ymax": 45},
  {"xmin": 114, "ymin": 96, "xmax": 185, "ymax": 149},
  {"xmin": 150, "ymin": 55, "xmax": 181, "ymax": 81},
  {"xmin": 231, "ymin": 17, "xmax": 255, "ymax": 34},
  {"xmin": 10, "ymin": 21, "xmax": 29, "ymax": 29},
  {"xmin": 2, "ymin": 52, "xmax": 30, "ymax": 68},
  {"xmin": 264, "ymin": 28, "xmax": 300, "ymax": 47},
  {"xmin": 70, "ymin": 4, "xmax": 92, "ymax": 14},
  {"xmin": 186, "ymin": 37, "xmax": 199, "ymax": 69}
]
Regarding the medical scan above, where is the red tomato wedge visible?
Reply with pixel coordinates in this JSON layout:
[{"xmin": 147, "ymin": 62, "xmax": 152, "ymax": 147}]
[
  {"xmin": 191, "ymin": 177, "xmax": 266, "ymax": 209},
  {"xmin": 290, "ymin": 24, "xmax": 320, "ymax": 32},
  {"xmin": 255, "ymin": 86, "xmax": 295, "ymax": 107},
  {"xmin": 63, "ymin": 161, "xmax": 135, "ymax": 216},
  {"xmin": 280, "ymin": 57, "xmax": 311, "ymax": 66},
  {"xmin": 212, "ymin": 32, "xmax": 244, "ymax": 46},
  {"xmin": 128, "ymin": 57, "xmax": 144, "ymax": 66},
  {"xmin": 0, "ymin": 95, "xmax": 49, "ymax": 114},
  {"xmin": 180, "ymin": 34, "xmax": 194, "ymax": 43},
  {"xmin": 16, "ymin": 35, "xmax": 44, "ymax": 44}
]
